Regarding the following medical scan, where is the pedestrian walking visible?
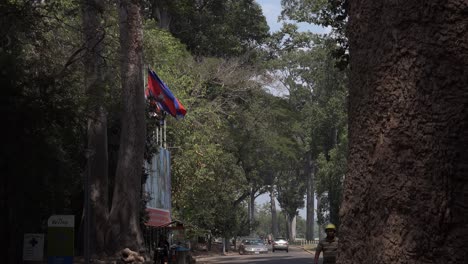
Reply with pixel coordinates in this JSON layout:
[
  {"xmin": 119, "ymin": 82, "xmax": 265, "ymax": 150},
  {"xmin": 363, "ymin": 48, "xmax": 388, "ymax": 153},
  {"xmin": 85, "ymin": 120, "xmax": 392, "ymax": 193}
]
[{"xmin": 314, "ymin": 223, "xmax": 338, "ymax": 264}]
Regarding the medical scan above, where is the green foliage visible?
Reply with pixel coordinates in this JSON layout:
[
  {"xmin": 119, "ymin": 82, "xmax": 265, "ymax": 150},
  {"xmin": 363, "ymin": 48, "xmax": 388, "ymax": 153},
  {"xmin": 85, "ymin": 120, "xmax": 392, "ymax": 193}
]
[
  {"xmin": 2, "ymin": 1, "xmax": 87, "ymax": 261},
  {"xmin": 276, "ymin": 169, "xmax": 307, "ymax": 219},
  {"xmin": 280, "ymin": 0, "xmax": 349, "ymax": 68},
  {"xmin": 143, "ymin": 23, "xmax": 310, "ymax": 238},
  {"xmin": 295, "ymin": 215, "xmax": 306, "ymax": 238},
  {"xmin": 149, "ymin": 0, "xmax": 270, "ymax": 58},
  {"xmin": 254, "ymin": 203, "xmax": 272, "ymax": 237},
  {"xmin": 143, "ymin": 28, "xmax": 265, "ymax": 237},
  {"xmin": 316, "ymin": 133, "xmax": 347, "ymax": 227},
  {"xmin": 280, "ymin": 0, "xmax": 348, "ymax": 33},
  {"xmin": 264, "ymin": 22, "xmax": 348, "ymax": 230},
  {"xmin": 147, "ymin": 5, "xmax": 322, "ymax": 243},
  {"xmin": 254, "ymin": 203, "xmax": 306, "ymax": 238},
  {"xmin": 301, "ymin": 42, "xmax": 347, "ymax": 228},
  {"xmin": 144, "ymin": 20, "xmax": 192, "ymax": 69}
]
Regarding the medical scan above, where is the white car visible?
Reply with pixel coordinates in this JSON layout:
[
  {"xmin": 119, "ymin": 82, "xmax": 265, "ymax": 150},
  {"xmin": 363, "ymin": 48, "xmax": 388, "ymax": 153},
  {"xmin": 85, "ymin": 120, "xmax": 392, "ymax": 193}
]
[
  {"xmin": 238, "ymin": 238, "xmax": 269, "ymax": 255},
  {"xmin": 272, "ymin": 237, "xmax": 289, "ymax": 252}
]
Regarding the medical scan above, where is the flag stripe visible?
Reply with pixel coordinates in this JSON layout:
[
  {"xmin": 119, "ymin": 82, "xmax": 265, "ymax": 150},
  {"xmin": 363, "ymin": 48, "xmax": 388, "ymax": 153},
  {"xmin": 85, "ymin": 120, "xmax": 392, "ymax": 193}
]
[{"xmin": 146, "ymin": 70, "xmax": 186, "ymax": 118}]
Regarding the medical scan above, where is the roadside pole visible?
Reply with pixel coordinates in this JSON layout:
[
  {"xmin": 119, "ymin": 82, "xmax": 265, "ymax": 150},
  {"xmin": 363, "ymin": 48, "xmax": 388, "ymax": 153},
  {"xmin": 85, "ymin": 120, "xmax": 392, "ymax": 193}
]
[{"xmin": 84, "ymin": 150, "xmax": 92, "ymax": 263}]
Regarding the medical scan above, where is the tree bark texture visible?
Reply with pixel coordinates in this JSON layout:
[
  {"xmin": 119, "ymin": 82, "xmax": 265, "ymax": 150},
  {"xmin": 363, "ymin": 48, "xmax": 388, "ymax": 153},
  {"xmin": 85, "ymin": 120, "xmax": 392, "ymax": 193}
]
[
  {"xmin": 339, "ymin": 1, "xmax": 468, "ymax": 263},
  {"xmin": 249, "ymin": 187, "xmax": 255, "ymax": 235},
  {"xmin": 107, "ymin": 0, "xmax": 146, "ymax": 254},
  {"xmin": 82, "ymin": 0, "xmax": 109, "ymax": 256},
  {"xmin": 285, "ymin": 215, "xmax": 290, "ymax": 240},
  {"xmin": 291, "ymin": 215, "xmax": 296, "ymax": 241},
  {"xmin": 306, "ymin": 153, "xmax": 315, "ymax": 240},
  {"xmin": 270, "ymin": 186, "xmax": 279, "ymax": 238}
]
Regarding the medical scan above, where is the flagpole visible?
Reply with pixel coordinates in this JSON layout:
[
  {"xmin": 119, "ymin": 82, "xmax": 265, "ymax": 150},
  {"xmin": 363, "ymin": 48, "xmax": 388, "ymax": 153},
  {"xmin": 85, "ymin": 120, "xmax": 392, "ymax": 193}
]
[
  {"xmin": 160, "ymin": 121, "xmax": 163, "ymax": 148},
  {"xmin": 143, "ymin": 64, "xmax": 147, "ymax": 93},
  {"xmin": 156, "ymin": 125, "xmax": 159, "ymax": 146},
  {"xmin": 164, "ymin": 117, "xmax": 167, "ymax": 149}
]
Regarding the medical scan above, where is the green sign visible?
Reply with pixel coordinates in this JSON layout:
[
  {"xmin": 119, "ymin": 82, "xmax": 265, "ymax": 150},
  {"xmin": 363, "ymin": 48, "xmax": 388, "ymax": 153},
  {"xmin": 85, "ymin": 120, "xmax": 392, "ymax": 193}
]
[{"xmin": 47, "ymin": 215, "xmax": 74, "ymax": 264}]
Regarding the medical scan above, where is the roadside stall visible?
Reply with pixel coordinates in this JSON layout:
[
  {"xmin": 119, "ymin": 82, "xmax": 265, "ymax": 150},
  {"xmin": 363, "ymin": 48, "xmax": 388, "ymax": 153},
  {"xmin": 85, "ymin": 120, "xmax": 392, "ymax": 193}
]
[
  {"xmin": 144, "ymin": 220, "xmax": 191, "ymax": 264},
  {"xmin": 169, "ymin": 222, "xmax": 190, "ymax": 264}
]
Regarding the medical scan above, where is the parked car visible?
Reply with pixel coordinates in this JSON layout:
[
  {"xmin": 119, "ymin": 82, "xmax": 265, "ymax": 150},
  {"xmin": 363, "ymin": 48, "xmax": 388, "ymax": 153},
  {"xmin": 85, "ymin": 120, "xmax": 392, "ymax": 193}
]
[
  {"xmin": 272, "ymin": 237, "xmax": 289, "ymax": 252},
  {"xmin": 238, "ymin": 238, "xmax": 269, "ymax": 255}
]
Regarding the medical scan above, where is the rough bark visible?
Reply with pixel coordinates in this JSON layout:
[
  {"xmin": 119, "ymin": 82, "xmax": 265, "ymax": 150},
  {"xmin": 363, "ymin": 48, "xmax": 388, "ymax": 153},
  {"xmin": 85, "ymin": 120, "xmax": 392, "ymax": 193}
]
[
  {"xmin": 82, "ymin": 0, "xmax": 109, "ymax": 256},
  {"xmin": 339, "ymin": 1, "xmax": 468, "ymax": 263},
  {"xmin": 291, "ymin": 215, "xmax": 296, "ymax": 241},
  {"xmin": 285, "ymin": 214, "xmax": 296, "ymax": 241},
  {"xmin": 306, "ymin": 153, "xmax": 315, "ymax": 240},
  {"xmin": 107, "ymin": 0, "xmax": 146, "ymax": 254},
  {"xmin": 249, "ymin": 187, "xmax": 255, "ymax": 235},
  {"xmin": 270, "ymin": 186, "xmax": 279, "ymax": 238}
]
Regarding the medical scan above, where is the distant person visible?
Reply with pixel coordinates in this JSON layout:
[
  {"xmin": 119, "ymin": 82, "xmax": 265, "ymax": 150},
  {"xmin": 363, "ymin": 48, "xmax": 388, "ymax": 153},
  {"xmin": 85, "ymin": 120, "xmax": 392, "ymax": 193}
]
[
  {"xmin": 314, "ymin": 224, "xmax": 338, "ymax": 264},
  {"xmin": 155, "ymin": 236, "xmax": 170, "ymax": 264}
]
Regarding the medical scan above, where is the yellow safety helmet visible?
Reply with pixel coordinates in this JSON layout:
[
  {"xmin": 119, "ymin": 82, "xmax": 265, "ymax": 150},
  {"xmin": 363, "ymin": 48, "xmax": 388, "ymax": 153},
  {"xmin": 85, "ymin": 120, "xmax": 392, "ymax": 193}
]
[{"xmin": 325, "ymin": 223, "xmax": 336, "ymax": 230}]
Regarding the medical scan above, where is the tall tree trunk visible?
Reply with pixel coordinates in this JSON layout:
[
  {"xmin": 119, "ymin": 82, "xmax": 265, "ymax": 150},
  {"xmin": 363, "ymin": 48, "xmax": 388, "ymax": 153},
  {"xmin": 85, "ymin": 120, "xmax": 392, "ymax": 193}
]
[
  {"xmin": 107, "ymin": 0, "xmax": 146, "ymax": 254},
  {"xmin": 270, "ymin": 186, "xmax": 279, "ymax": 238},
  {"xmin": 223, "ymin": 237, "xmax": 229, "ymax": 253},
  {"xmin": 249, "ymin": 186, "xmax": 255, "ymax": 235},
  {"xmin": 306, "ymin": 153, "xmax": 315, "ymax": 240},
  {"xmin": 339, "ymin": 1, "xmax": 468, "ymax": 263},
  {"xmin": 317, "ymin": 196, "xmax": 323, "ymax": 241},
  {"xmin": 286, "ymin": 214, "xmax": 295, "ymax": 241},
  {"xmin": 82, "ymin": 0, "xmax": 109, "ymax": 256},
  {"xmin": 207, "ymin": 236, "xmax": 212, "ymax": 251},
  {"xmin": 150, "ymin": 0, "xmax": 172, "ymax": 30},
  {"xmin": 291, "ymin": 215, "xmax": 296, "ymax": 241},
  {"xmin": 329, "ymin": 127, "xmax": 341, "ymax": 227}
]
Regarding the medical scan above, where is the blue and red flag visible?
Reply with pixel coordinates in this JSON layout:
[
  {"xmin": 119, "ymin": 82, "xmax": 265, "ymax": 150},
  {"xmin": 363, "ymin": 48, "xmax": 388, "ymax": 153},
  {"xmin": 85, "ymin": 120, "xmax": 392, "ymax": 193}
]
[{"xmin": 146, "ymin": 69, "xmax": 187, "ymax": 118}]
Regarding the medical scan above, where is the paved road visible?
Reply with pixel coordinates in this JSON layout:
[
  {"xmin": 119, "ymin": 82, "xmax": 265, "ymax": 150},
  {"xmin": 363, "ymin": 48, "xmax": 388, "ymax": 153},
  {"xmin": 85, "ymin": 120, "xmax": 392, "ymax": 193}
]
[{"xmin": 196, "ymin": 246, "xmax": 315, "ymax": 264}]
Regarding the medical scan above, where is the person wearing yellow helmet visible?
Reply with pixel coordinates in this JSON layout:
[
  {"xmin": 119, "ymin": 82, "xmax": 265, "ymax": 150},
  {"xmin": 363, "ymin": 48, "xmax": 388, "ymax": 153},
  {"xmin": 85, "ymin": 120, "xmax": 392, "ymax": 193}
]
[{"xmin": 314, "ymin": 223, "xmax": 338, "ymax": 264}]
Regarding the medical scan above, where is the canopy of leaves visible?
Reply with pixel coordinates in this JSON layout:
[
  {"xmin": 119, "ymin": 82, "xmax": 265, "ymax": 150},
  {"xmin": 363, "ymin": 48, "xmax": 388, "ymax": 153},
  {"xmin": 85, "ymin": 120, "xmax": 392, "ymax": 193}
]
[
  {"xmin": 150, "ymin": 0, "xmax": 270, "ymax": 58},
  {"xmin": 316, "ymin": 133, "xmax": 347, "ymax": 226},
  {"xmin": 264, "ymin": 23, "xmax": 348, "ymax": 229},
  {"xmin": 143, "ymin": 28, "xmax": 269, "ymax": 236},
  {"xmin": 276, "ymin": 169, "xmax": 307, "ymax": 219},
  {"xmin": 280, "ymin": 0, "xmax": 349, "ymax": 68}
]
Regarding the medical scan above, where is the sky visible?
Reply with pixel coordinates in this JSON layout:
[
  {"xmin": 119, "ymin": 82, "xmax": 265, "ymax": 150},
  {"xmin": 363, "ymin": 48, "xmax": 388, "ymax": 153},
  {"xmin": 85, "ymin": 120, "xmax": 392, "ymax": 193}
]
[
  {"xmin": 256, "ymin": 0, "xmax": 330, "ymax": 34},
  {"xmin": 254, "ymin": 0, "xmax": 322, "ymax": 219}
]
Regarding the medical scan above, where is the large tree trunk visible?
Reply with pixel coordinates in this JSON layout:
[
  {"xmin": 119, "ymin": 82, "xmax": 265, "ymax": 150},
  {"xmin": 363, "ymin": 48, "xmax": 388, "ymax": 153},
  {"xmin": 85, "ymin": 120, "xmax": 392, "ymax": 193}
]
[
  {"xmin": 82, "ymin": 0, "xmax": 109, "ymax": 256},
  {"xmin": 107, "ymin": 0, "xmax": 146, "ymax": 254},
  {"xmin": 150, "ymin": 0, "xmax": 172, "ymax": 30},
  {"xmin": 286, "ymin": 214, "xmax": 296, "ymax": 241},
  {"xmin": 306, "ymin": 153, "xmax": 315, "ymax": 240},
  {"xmin": 291, "ymin": 215, "xmax": 296, "ymax": 241},
  {"xmin": 316, "ymin": 196, "xmax": 323, "ymax": 240},
  {"xmin": 339, "ymin": 1, "xmax": 468, "ymax": 263},
  {"xmin": 270, "ymin": 186, "xmax": 279, "ymax": 238},
  {"xmin": 249, "ymin": 186, "xmax": 255, "ymax": 235}
]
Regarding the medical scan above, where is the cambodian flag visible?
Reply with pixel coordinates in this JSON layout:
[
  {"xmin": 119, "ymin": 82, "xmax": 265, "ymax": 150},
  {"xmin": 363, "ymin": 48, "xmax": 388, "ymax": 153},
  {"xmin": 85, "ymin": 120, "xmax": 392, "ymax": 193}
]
[{"xmin": 146, "ymin": 69, "xmax": 187, "ymax": 118}]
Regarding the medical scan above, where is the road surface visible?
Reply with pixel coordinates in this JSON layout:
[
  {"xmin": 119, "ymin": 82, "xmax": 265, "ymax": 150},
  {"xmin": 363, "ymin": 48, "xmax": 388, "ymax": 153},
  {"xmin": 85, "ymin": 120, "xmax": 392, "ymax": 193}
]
[{"xmin": 195, "ymin": 246, "xmax": 317, "ymax": 264}]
